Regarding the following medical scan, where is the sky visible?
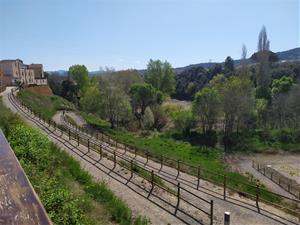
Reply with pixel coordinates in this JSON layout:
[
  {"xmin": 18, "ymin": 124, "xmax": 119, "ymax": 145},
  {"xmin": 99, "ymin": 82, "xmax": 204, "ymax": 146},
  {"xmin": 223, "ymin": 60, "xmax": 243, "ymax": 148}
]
[{"xmin": 0, "ymin": 0, "xmax": 299, "ymax": 71}]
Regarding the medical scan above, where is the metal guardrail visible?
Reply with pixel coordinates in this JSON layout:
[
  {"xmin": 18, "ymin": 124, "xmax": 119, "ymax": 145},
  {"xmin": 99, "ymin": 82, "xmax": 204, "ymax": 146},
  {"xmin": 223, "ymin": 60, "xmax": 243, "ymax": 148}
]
[{"xmin": 0, "ymin": 128, "xmax": 52, "ymax": 225}]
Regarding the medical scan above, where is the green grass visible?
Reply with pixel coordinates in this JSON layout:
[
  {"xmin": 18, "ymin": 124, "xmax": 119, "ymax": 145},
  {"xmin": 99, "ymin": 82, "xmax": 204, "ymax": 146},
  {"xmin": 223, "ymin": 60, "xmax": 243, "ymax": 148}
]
[
  {"xmin": 17, "ymin": 89, "xmax": 75, "ymax": 119},
  {"xmin": 0, "ymin": 97, "xmax": 149, "ymax": 225},
  {"xmin": 119, "ymin": 160, "xmax": 176, "ymax": 195},
  {"xmin": 80, "ymin": 112, "xmax": 284, "ymax": 204}
]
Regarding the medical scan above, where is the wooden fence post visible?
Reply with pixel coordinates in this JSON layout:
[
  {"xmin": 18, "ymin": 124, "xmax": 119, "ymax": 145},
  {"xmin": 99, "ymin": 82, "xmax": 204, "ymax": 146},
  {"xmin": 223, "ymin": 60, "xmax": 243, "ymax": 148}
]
[
  {"xmin": 87, "ymin": 139, "xmax": 90, "ymax": 152},
  {"xmin": 114, "ymin": 151, "xmax": 116, "ymax": 168},
  {"xmin": 197, "ymin": 166, "xmax": 201, "ymax": 190},
  {"xmin": 159, "ymin": 155, "xmax": 163, "ymax": 172},
  {"xmin": 175, "ymin": 183, "xmax": 180, "ymax": 215},
  {"xmin": 271, "ymin": 172, "xmax": 273, "ymax": 180},
  {"xmin": 134, "ymin": 148, "xmax": 137, "ymax": 158},
  {"xmin": 68, "ymin": 129, "xmax": 71, "ymax": 140},
  {"xmin": 100, "ymin": 145, "xmax": 103, "ymax": 160},
  {"xmin": 145, "ymin": 151, "xmax": 149, "ymax": 165},
  {"xmin": 148, "ymin": 170, "xmax": 155, "ymax": 198},
  {"xmin": 223, "ymin": 175, "xmax": 227, "ymax": 200},
  {"xmin": 256, "ymin": 184, "xmax": 260, "ymax": 213},
  {"xmin": 77, "ymin": 134, "xmax": 79, "ymax": 146},
  {"xmin": 176, "ymin": 160, "xmax": 180, "ymax": 179},
  {"xmin": 263, "ymin": 167, "xmax": 266, "ymax": 175},
  {"xmin": 131, "ymin": 160, "xmax": 133, "ymax": 177},
  {"xmin": 210, "ymin": 200, "xmax": 214, "ymax": 225}
]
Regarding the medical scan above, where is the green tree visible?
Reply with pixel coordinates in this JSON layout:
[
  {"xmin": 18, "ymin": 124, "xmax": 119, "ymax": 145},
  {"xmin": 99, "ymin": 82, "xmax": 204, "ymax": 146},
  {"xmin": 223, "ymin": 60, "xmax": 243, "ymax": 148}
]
[
  {"xmin": 101, "ymin": 87, "xmax": 132, "ymax": 128},
  {"xmin": 255, "ymin": 26, "xmax": 271, "ymax": 100},
  {"xmin": 173, "ymin": 109, "xmax": 194, "ymax": 135},
  {"xmin": 61, "ymin": 79, "xmax": 79, "ymax": 104},
  {"xmin": 217, "ymin": 77, "xmax": 255, "ymax": 151},
  {"xmin": 271, "ymin": 76, "xmax": 294, "ymax": 96},
  {"xmin": 193, "ymin": 87, "xmax": 220, "ymax": 133},
  {"xmin": 224, "ymin": 56, "xmax": 234, "ymax": 73},
  {"xmin": 145, "ymin": 59, "xmax": 176, "ymax": 95},
  {"xmin": 69, "ymin": 65, "xmax": 89, "ymax": 94},
  {"xmin": 105, "ymin": 70, "xmax": 143, "ymax": 94},
  {"xmin": 80, "ymin": 85, "xmax": 101, "ymax": 114},
  {"xmin": 129, "ymin": 83, "xmax": 162, "ymax": 127}
]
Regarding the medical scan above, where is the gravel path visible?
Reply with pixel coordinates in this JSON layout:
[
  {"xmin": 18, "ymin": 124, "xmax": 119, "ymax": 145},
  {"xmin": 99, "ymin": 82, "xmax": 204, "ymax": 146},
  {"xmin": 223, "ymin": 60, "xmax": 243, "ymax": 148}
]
[
  {"xmin": 2, "ymin": 87, "xmax": 299, "ymax": 225},
  {"xmin": 53, "ymin": 110, "xmax": 299, "ymax": 225},
  {"xmin": 227, "ymin": 154, "xmax": 299, "ymax": 199}
]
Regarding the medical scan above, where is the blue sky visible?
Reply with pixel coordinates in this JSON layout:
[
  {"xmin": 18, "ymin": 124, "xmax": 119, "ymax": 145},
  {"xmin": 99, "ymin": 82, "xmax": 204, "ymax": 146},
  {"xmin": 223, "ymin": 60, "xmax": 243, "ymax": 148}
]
[{"xmin": 0, "ymin": 0, "xmax": 299, "ymax": 71}]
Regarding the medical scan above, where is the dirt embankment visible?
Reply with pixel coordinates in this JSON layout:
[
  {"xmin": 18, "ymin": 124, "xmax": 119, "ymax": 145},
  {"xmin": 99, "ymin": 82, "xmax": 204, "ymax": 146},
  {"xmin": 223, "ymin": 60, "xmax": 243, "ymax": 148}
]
[{"xmin": 26, "ymin": 85, "xmax": 53, "ymax": 96}]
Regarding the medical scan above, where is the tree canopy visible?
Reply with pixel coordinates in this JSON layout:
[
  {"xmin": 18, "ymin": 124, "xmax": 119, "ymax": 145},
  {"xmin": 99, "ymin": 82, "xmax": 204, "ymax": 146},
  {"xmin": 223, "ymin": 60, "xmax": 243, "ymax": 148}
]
[
  {"xmin": 145, "ymin": 59, "xmax": 176, "ymax": 96},
  {"xmin": 69, "ymin": 65, "xmax": 89, "ymax": 94}
]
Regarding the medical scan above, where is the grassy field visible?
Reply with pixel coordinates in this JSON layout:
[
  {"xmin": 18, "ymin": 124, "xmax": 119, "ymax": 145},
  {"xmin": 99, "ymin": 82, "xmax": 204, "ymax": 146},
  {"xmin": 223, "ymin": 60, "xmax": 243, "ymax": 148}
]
[
  {"xmin": 17, "ymin": 89, "xmax": 75, "ymax": 119},
  {"xmin": 0, "ymin": 97, "xmax": 149, "ymax": 225},
  {"xmin": 80, "ymin": 112, "xmax": 283, "ymax": 204}
]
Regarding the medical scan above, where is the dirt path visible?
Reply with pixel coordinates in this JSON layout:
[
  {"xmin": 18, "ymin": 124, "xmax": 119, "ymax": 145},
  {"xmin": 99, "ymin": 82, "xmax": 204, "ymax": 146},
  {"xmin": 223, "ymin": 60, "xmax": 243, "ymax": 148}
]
[
  {"xmin": 227, "ymin": 154, "xmax": 299, "ymax": 199},
  {"xmin": 54, "ymin": 109, "xmax": 299, "ymax": 225},
  {"xmin": 3, "ymin": 88, "xmax": 299, "ymax": 225}
]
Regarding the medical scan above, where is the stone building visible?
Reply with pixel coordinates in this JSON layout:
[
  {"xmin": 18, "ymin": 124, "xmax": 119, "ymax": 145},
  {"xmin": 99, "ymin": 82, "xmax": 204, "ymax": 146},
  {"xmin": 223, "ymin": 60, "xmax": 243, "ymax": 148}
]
[{"xmin": 0, "ymin": 59, "xmax": 47, "ymax": 86}]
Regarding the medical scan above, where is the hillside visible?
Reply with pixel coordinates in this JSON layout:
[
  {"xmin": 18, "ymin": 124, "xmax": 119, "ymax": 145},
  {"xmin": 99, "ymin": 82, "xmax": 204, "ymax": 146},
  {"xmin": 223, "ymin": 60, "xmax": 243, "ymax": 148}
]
[
  {"xmin": 174, "ymin": 47, "xmax": 300, "ymax": 74},
  {"xmin": 47, "ymin": 47, "xmax": 300, "ymax": 76}
]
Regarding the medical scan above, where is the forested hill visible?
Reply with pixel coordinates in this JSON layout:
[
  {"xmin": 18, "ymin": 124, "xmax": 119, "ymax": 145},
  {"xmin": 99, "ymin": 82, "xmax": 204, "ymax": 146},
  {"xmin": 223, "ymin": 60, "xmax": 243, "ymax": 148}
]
[
  {"xmin": 174, "ymin": 47, "xmax": 300, "ymax": 74},
  {"xmin": 47, "ymin": 48, "xmax": 299, "ymax": 76}
]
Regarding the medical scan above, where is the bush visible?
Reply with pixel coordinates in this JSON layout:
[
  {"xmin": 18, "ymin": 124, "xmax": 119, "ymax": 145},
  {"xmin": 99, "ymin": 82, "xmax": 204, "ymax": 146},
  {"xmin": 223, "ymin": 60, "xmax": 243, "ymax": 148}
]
[
  {"xmin": 173, "ymin": 109, "xmax": 194, "ymax": 134},
  {"xmin": 274, "ymin": 129, "xmax": 293, "ymax": 144}
]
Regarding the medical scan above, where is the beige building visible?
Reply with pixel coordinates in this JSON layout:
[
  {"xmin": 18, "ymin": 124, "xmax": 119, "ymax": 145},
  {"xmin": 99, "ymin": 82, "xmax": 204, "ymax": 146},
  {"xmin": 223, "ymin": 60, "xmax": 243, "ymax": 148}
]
[{"xmin": 0, "ymin": 59, "xmax": 47, "ymax": 86}]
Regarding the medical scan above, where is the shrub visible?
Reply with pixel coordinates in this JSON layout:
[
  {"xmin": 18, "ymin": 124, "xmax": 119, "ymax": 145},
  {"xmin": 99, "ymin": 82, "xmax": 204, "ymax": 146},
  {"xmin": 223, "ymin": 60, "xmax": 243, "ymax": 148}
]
[{"xmin": 173, "ymin": 109, "xmax": 194, "ymax": 135}]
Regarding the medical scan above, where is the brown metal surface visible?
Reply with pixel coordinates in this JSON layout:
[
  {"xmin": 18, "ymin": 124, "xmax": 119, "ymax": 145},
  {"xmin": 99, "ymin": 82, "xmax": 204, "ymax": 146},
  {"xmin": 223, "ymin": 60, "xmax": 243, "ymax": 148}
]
[{"xmin": 0, "ymin": 129, "xmax": 52, "ymax": 225}]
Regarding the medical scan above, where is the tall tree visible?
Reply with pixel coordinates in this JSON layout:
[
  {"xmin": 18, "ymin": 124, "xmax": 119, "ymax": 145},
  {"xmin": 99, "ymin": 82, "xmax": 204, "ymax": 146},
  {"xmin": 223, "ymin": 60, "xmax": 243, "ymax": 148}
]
[
  {"xmin": 256, "ymin": 26, "xmax": 271, "ymax": 99},
  {"xmin": 217, "ymin": 77, "xmax": 255, "ymax": 151},
  {"xmin": 224, "ymin": 56, "xmax": 234, "ymax": 74},
  {"xmin": 240, "ymin": 45, "xmax": 248, "ymax": 78},
  {"xmin": 193, "ymin": 87, "xmax": 220, "ymax": 133},
  {"xmin": 101, "ymin": 86, "xmax": 131, "ymax": 129},
  {"xmin": 80, "ymin": 85, "xmax": 101, "ymax": 114},
  {"xmin": 129, "ymin": 83, "xmax": 162, "ymax": 127},
  {"xmin": 69, "ymin": 65, "xmax": 89, "ymax": 94},
  {"xmin": 145, "ymin": 59, "xmax": 176, "ymax": 95}
]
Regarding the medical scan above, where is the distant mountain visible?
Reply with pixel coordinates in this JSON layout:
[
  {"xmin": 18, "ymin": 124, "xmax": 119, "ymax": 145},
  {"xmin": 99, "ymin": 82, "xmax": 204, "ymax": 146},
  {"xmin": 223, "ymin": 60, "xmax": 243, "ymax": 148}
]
[
  {"xmin": 276, "ymin": 47, "xmax": 300, "ymax": 61},
  {"xmin": 48, "ymin": 70, "xmax": 68, "ymax": 76},
  {"xmin": 173, "ymin": 47, "xmax": 300, "ymax": 74},
  {"xmin": 47, "ymin": 47, "xmax": 299, "ymax": 76}
]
